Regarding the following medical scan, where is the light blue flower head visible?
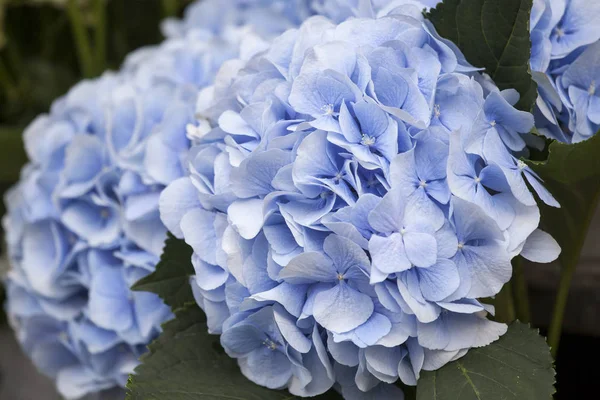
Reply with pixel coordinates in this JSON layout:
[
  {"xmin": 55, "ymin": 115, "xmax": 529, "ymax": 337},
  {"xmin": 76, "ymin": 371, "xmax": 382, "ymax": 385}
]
[
  {"xmin": 160, "ymin": 4, "xmax": 561, "ymax": 398},
  {"xmin": 3, "ymin": 74, "xmax": 172, "ymax": 400},
  {"xmin": 530, "ymin": 0, "xmax": 600, "ymax": 143},
  {"xmin": 2, "ymin": 1, "xmax": 288, "ymax": 398}
]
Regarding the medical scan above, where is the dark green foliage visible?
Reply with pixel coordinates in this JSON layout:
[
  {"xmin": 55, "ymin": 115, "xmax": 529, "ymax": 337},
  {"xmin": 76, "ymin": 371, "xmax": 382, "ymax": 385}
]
[
  {"xmin": 416, "ymin": 322, "xmax": 555, "ymax": 400},
  {"xmin": 427, "ymin": 0, "xmax": 537, "ymax": 111},
  {"xmin": 126, "ymin": 303, "xmax": 344, "ymax": 400},
  {"xmin": 132, "ymin": 234, "xmax": 196, "ymax": 312}
]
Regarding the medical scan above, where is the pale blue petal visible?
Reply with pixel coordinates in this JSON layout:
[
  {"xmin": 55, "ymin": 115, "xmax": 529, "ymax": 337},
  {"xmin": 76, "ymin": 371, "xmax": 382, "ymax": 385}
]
[
  {"xmin": 520, "ymin": 229, "xmax": 561, "ymax": 263},
  {"xmin": 369, "ymin": 233, "xmax": 411, "ymax": 276},
  {"xmin": 313, "ymin": 283, "xmax": 374, "ymax": 333},
  {"xmin": 279, "ymin": 252, "xmax": 337, "ymax": 284}
]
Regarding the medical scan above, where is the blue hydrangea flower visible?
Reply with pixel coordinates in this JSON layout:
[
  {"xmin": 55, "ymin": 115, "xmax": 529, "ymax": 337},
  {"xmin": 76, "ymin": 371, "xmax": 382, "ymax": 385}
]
[
  {"xmin": 530, "ymin": 0, "xmax": 600, "ymax": 143},
  {"xmin": 3, "ymin": 2, "xmax": 306, "ymax": 398},
  {"xmin": 554, "ymin": 41, "xmax": 600, "ymax": 142},
  {"xmin": 4, "ymin": 77, "xmax": 170, "ymax": 397},
  {"xmin": 160, "ymin": 4, "xmax": 561, "ymax": 398}
]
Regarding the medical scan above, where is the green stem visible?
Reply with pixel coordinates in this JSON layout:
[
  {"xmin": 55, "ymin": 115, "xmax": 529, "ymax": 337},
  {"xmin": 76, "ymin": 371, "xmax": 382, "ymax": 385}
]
[
  {"xmin": 548, "ymin": 190, "xmax": 600, "ymax": 358},
  {"xmin": 112, "ymin": 0, "xmax": 128, "ymax": 65},
  {"xmin": 494, "ymin": 282, "xmax": 516, "ymax": 324},
  {"xmin": 93, "ymin": 0, "xmax": 106, "ymax": 74},
  {"xmin": 0, "ymin": 57, "xmax": 17, "ymax": 96},
  {"xmin": 548, "ymin": 254, "xmax": 579, "ymax": 358},
  {"xmin": 66, "ymin": 0, "xmax": 95, "ymax": 78},
  {"xmin": 6, "ymin": 44, "xmax": 25, "ymax": 89},
  {"xmin": 161, "ymin": 0, "xmax": 179, "ymax": 18},
  {"xmin": 512, "ymin": 257, "xmax": 531, "ymax": 323}
]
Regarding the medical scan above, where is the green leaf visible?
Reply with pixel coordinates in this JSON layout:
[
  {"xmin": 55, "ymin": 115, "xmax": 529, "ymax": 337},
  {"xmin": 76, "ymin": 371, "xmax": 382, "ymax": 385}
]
[
  {"xmin": 529, "ymin": 132, "xmax": 600, "ymax": 265},
  {"xmin": 132, "ymin": 233, "xmax": 195, "ymax": 312},
  {"xmin": 127, "ymin": 304, "xmax": 343, "ymax": 400},
  {"xmin": 427, "ymin": 0, "xmax": 537, "ymax": 111},
  {"xmin": 416, "ymin": 322, "xmax": 555, "ymax": 400}
]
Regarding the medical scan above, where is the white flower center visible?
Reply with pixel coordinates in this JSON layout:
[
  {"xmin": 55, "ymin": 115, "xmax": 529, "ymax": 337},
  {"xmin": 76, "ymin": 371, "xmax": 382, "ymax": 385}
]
[
  {"xmin": 458, "ymin": 242, "xmax": 465, "ymax": 249},
  {"xmin": 337, "ymin": 273, "xmax": 345, "ymax": 281},
  {"xmin": 186, "ymin": 121, "xmax": 211, "ymax": 139},
  {"xmin": 554, "ymin": 27, "xmax": 565, "ymax": 37},
  {"xmin": 263, "ymin": 339, "xmax": 278, "ymax": 351},
  {"xmin": 400, "ymin": 227, "xmax": 407, "ymax": 236},
  {"xmin": 419, "ymin": 180, "xmax": 428, "ymax": 188},
  {"xmin": 517, "ymin": 160, "xmax": 527, "ymax": 170},
  {"xmin": 474, "ymin": 176, "xmax": 482, "ymax": 184},
  {"xmin": 321, "ymin": 104, "xmax": 335, "ymax": 116},
  {"xmin": 333, "ymin": 171, "xmax": 344, "ymax": 184},
  {"xmin": 589, "ymin": 81, "xmax": 596, "ymax": 96},
  {"xmin": 361, "ymin": 134, "xmax": 376, "ymax": 146},
  {"xmin": 434, "ymin": 104, "xmax": 441, "ymax": 118},
  {"xmin": 489, "ymin": 120, "xmax": 496, "ymax": 127}
]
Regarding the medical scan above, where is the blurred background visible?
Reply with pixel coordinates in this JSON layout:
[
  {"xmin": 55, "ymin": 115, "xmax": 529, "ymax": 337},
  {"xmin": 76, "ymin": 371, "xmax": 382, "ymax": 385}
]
[
  {"xmin": 0, "ymin": 1, "xmax": 190, "ymax": 398},
  {"xmin": 0, "ymin": 0, "xmax": 598, "ymax": 399}
]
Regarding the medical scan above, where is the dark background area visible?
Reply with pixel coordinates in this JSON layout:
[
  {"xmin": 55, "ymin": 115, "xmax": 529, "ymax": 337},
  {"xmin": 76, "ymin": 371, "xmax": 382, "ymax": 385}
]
[
  {"xmin": 0, "ymin": 1, "xmax": 599, "ymax": 399},
  {"xmin": 526, "ymin": 206, "xmax": 600, "ymax": 399}
]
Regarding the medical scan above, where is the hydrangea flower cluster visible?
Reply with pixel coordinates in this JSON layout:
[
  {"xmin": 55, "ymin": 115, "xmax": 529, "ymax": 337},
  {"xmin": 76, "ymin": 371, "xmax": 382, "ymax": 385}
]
[
  {"xmin": 160, "ymin": 7, "xmax": 561, "ymax": 399},
  {"xmin": 3, "ymin": 70, "xmax": 174, "ymax": 400},
  {"xmin": 531, "ymin": 0, "xmax": 600, "ymax": 143},
  {"xmin": 2, "ymin": 2, "xmax": 293, "ymax": 399}
]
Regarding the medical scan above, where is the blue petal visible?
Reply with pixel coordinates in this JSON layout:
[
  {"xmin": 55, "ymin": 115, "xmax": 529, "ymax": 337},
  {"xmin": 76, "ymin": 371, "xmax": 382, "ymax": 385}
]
[
  {"xmin": 313, "ymin": 283, "xmax": 374, "ymax": 333},
  {"xmin": 159, "ymin": 177, "xmax": 201, "ymax": 239},
  {"xmin": 279, "ymin": 251, "xmax": 337, "ymax": 284},
  {"xmin": 88, "ymin": 266, "xmax": 133, "ymax": 332},
  {"xmin": 241, "ymin": 346, "xmax": 293, "ymax": 389},
  {"xmin": 273, "ymin": 304, "xmax": 312, "ymax": 354},
  {"xmin": 327, "ymin": 334, "xmax": 359, "ymax": 367},
  {"xmin": 180, "ymin": 208, "xmax": 218, "ymax": 265},
  {"xmin": 230, "ymin": 149, "xmax": 291, "ymax": 198},
  {"xmin": 369, "ymin": 233, "xmax": 411, "ymax": 277},
  {"xmin": 323, "ymin": 234, "xmax": 370, "ymax": 275},
  {"xmin": 520, "ymin": 229, "xmax": 561, "ymax": 263},
  {"xmin": 221, "ymin": 323, "xmax": 264, "ymax": 357},
  {"xmin": 418, "ymin": 259, "xmax": 460, "ymax": 302},
  {"xmin": 403, "ymin": 231, "xmax": 437, "ymax": 268},
  {"xmin": 228, "ymin": 198, "xmax": 265, "ymax": 240}
]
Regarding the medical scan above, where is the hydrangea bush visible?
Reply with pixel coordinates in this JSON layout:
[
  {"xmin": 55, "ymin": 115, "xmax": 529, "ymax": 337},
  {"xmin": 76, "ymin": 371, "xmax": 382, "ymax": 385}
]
[
  {"xmin": 5, "ymin": 0, "xmax": 600, "ymax": 399},
  {"xmin": 158, "ymin": 5, "xmax": 560, "ymax": 398}
]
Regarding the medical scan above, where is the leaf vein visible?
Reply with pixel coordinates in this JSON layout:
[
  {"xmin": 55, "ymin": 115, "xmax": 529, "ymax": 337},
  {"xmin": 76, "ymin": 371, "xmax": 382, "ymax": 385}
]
[{"xmin": 457, "ymin": 361, "xmax": 482, "ymax": 400}]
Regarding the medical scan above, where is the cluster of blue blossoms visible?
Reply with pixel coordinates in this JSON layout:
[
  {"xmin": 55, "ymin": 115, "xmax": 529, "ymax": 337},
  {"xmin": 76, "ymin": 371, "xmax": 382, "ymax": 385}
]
[
  {"xmin": 531, "ymin": 0, "xmax": 600, "ymax": 143},
  {"xmin": 8, "ymin": 0, "xmax": 599, "ymax": 398},
  {"xmin": 2, "ymin": 1, "xmax": 289, "ymax": 398},
  {"xmin": 159, "ymin": 3, "xmax": 562, "ymax": 399}
]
